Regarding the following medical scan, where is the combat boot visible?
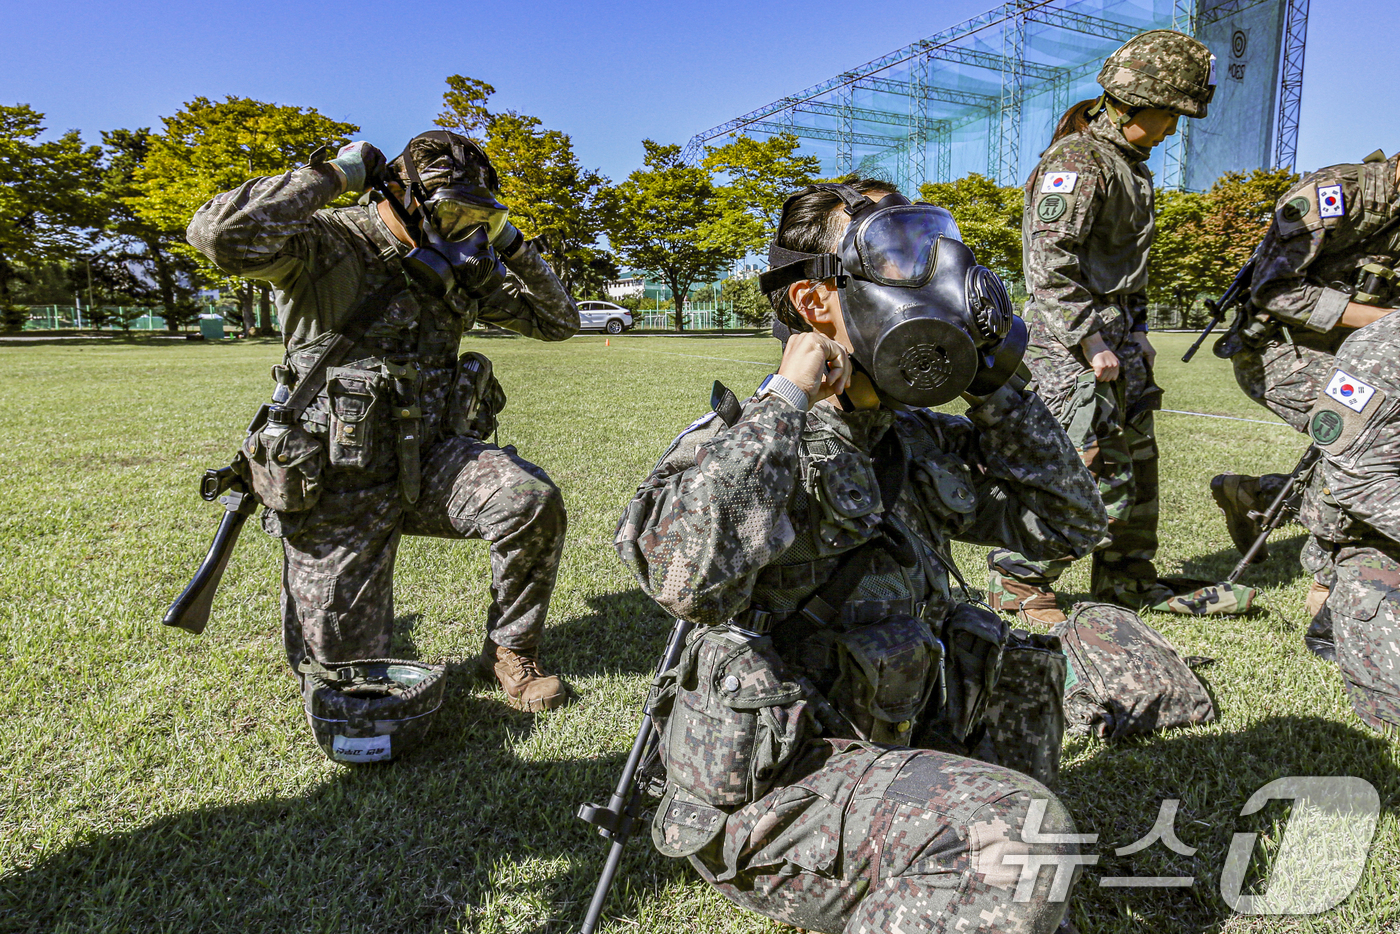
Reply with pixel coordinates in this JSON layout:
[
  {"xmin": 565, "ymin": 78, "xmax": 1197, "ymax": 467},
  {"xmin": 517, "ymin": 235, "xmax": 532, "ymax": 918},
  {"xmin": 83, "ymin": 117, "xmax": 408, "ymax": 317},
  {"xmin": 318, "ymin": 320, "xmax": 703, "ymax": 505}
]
[
  {"xmin": 480, "ymin": 640, "xmax": 569, "ymax": 712},
  {"xmin": 1210, "ymin": 473, "xmax": 1267, "ymax": 561},
  {"xmin": 1304, "ymin": 580, "xmax": 1335, "ymax": 662},
  {"xmin": 988, "ymin": 574, "xmax": 1065, "ymax": 627}
]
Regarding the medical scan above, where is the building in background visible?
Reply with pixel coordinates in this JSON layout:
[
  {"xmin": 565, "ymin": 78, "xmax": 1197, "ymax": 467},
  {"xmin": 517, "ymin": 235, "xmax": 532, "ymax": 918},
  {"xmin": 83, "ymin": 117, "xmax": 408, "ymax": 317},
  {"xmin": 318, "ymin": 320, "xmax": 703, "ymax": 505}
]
[{"xmin": 684, "ymin": 0, "xmax": 1308, "ymax": 192}]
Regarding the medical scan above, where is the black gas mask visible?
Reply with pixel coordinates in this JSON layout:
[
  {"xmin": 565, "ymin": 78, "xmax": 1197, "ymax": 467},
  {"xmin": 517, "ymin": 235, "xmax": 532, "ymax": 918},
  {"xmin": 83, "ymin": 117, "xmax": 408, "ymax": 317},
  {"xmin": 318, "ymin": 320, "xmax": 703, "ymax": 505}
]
[
  {"xmin": 375, "ymin": 131, "xmax": 511, "ymax": 300},
  {"xmin": 760, "ymin": 183, "xmax": 1027, "ymax": 408}
]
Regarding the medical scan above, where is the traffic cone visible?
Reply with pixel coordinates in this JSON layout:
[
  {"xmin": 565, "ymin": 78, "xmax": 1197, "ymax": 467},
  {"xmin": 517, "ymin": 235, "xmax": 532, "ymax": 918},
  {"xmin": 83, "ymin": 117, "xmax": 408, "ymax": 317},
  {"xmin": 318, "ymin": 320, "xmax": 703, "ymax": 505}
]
[{"xmin": 605, "ymin": 338, "xmax": 610, "ymax": 346}]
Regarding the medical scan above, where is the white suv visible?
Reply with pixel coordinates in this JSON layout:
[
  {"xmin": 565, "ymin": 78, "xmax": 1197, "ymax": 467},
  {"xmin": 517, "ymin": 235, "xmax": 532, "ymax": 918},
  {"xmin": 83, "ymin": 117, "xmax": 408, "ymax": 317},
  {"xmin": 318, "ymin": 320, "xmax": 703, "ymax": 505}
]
[{"xmin": 577, "ymin": 301, "xmax": 633, "ymax": 334}]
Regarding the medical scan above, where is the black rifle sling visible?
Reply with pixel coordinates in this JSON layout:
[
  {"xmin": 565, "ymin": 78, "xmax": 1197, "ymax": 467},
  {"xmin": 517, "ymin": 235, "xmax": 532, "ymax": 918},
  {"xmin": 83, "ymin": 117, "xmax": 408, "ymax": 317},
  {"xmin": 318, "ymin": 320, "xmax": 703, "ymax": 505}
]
[
  {"xmin": 795, "ymin": 426, "xmax": 908, "ymax": 627},
  {"xmin": 283, "ymin": 275, "xmax": 408, "ymax": 419}
]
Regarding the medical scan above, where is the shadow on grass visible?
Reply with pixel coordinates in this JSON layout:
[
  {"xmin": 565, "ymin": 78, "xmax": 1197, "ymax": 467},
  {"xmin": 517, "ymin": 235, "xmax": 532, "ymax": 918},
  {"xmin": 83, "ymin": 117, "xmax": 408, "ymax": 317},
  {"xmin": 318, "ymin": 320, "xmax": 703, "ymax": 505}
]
[
  {"xmin": 1057, "ymin": 713, "xmax": 1400, "ymax": 933},
  {"xmin": 1180, "ymin": 531, "xmax": 1311, "ymax": 590},
  {"xmin": 546, "ymin": 588, "xmax": 680, "ymax": 680},
  {"xmin": 0, "ymin": 686, "xmax": 694, "ymax": 934}
]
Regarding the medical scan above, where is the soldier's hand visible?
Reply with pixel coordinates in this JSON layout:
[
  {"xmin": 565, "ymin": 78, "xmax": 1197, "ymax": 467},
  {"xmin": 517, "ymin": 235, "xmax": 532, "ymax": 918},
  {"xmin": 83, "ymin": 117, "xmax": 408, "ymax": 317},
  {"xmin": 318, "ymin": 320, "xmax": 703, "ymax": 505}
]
[
  {"xmin": 778, "ymin": 331, "xmax": 851, "ymax": 406},
  {"xmin": 329, "ymin": 141, "xmax": 388, "ymax": 194},
  {"xmin": 1080, "ymin": 332, "xmax": 1120, "ymax": 382}
]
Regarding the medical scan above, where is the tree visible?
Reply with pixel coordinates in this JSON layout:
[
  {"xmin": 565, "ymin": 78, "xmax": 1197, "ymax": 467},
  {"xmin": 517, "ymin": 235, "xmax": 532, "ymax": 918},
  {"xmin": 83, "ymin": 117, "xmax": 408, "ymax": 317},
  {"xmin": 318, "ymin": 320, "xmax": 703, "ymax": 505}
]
[
  {"xmin": 721, "ymin": 275, "xmax": 772, "ymax": 327},
  {"xmin": 703, "ymin": 133, "xmax": 819, "ymax": 257},
  {"xmin": 132, "ymin": 96, "xmax": 357, "ymax": 333},
  {"xmin": 601, "ymin": 141, "xmax": 738, "ymax": 332},
  {"xmin": 484, "ymin": 111, "xmax": 613, "ymax": 296},
  {"xmin": 435, "ymin": 75, "xmax": 496, "ymax": 143},
  {"xmin": 919, "ymin": 174, "xmax": 1024, "ymax": 284},
  {"xmin": 0, "ymin": 104, "xmax": 106, "ymax": 328}
]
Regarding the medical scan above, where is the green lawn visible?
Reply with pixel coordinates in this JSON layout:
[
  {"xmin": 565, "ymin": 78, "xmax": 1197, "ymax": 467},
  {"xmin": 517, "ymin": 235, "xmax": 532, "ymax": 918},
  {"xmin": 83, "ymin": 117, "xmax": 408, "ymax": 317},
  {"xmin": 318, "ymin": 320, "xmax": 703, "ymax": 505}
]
[{"xmin": 0, "ymin": 331, "xmax": 1395, "ymax": 934}]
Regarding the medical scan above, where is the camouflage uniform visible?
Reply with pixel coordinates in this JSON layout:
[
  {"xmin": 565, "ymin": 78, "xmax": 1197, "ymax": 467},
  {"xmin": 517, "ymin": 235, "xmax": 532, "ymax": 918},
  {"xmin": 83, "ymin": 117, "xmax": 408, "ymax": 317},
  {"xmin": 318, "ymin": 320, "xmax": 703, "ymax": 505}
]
[
  {"xmin": 1298, "ymin": 311, "xmax": 1400, "ymax": 735},
  {"xmin": 616, "ymin": 382, "xmax": 1107, "ymax": 933},
  {"xmin": 989, "ymin": 110, "xmax": 1166, "ymax": 608},
  {"xmin": 187, "ymin": 163, "xmax": 578, "ymax": 669}
]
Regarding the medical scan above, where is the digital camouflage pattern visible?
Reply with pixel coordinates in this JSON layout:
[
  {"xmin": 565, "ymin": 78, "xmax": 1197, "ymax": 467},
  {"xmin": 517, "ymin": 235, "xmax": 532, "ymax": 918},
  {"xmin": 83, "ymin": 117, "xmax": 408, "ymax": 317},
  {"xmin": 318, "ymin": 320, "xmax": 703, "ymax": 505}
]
[
  {"xmin": 616, "ymin": 382, "xmax": 1106, "ymax": 929},
  {"xmin": 999, "ymin": 107, "xmax": 1168, "ymax": 609},
  {"xmin": 690, "ymin": 740, "xmax": 1080, "ymax": 934},
  {"xmin": 1299, "ymin": 311, "xmax": 1400, "ymax": 732},
  {"xmin": 1098, "ymin": 30, "xmax": 1216, "ymax": 118},
  {"xmin": 979, "ymin": 630, "xmax": 1067, "ymax": 787},
  {"xmin": 300, "ymin": 657, "xmax": 446, "ymax": 763},
  {"xmin": 1052, "ymin": 603, "xmax": 1216, "ymax": 741},
  {"xmin": 1234, "ymin": 154, "xmax": 1400, "ymax": 430},
  {"xmin": 188, "ymin": 164, "xmax": 578, "ymax": 669}
]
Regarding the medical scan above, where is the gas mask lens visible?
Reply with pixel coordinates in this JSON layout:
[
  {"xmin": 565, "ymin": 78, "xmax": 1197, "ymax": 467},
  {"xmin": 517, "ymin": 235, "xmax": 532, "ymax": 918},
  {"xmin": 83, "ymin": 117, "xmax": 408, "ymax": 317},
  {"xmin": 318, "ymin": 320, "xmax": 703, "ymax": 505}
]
[
  {"xmin": 428, "ymin": 199, "xmax": 508, "ymax": 242},
  {"xmin": 854, "ymin": 205, "xmax": 963, "ymax": 286}
]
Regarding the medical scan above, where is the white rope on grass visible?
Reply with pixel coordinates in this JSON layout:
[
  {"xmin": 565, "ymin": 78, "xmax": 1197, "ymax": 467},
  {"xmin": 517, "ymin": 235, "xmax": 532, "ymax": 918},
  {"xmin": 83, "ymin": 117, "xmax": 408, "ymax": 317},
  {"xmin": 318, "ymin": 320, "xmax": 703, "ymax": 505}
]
[{"xmin": 1159, "ymin": 409, "xmax": 1291, "ymax": 427}]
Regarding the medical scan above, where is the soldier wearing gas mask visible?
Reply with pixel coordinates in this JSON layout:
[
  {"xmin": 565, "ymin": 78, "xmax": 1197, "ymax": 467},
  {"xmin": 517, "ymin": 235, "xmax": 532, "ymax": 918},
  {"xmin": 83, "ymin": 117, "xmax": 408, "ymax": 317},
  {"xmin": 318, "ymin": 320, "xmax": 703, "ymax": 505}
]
[
  {"xmin": 187, "ymin": 131, "xmax": 580, "ymax": 759},
  {"xmin": 615, "ymin": 179, "xmax": 1107, "ymax": 933},
  {"xmin": 987, "ymin": 30, "xmax": 1239, "ymax": 624}
]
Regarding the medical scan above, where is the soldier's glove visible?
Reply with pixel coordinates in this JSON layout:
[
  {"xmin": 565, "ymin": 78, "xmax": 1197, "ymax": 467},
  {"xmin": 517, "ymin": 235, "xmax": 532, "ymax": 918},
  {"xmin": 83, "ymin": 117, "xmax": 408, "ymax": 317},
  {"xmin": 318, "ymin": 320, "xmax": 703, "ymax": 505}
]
[{"xmin": 328, "ymin": 141, "xmax": 387, "ymax": 194}]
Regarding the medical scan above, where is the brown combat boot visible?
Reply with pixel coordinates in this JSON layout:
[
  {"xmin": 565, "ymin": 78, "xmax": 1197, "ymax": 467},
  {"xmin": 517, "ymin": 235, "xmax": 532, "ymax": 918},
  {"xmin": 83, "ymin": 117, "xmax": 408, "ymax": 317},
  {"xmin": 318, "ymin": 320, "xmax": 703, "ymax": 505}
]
[
  {"xmin": 479, "ymin": 640, "xmax": 569, "ymax": 712},
  {"xmin": 1210, "ymin": 473, "xmax": 1266, "ymax": 561},
  {"xmin": 1304, "ymin": 581, "xmax": 1336, "ymax": 662},
  {"xmin": 1305, "ymin": 580, "xmax": 1331, "ymax": 619},
  {"xmin": 988, "ymin": 574, "xmax": 1066, "ymax": 627}
]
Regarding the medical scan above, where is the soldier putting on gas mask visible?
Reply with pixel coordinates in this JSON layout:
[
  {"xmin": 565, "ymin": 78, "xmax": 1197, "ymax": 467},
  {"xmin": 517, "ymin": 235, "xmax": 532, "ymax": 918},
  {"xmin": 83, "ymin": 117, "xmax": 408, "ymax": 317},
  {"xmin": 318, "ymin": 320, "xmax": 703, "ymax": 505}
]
[
  {"xmin": 186, "ymin": 131, "xmax": 580, "ymax": 761},
  {"xmin": 613, "ymin": 179, "xmax": 1108, "ymax": 934},
  {"xmin": 1208, "ymin": 150, "xmax": 1400, "ymax": 659}
]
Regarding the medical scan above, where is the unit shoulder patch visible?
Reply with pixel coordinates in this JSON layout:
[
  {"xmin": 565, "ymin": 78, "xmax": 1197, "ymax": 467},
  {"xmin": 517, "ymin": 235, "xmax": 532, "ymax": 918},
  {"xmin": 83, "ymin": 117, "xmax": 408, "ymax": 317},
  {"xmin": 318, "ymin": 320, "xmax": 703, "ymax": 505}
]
[
  {"xmin": 1308, "ymin": 367, "xmax": 1389, "ymax": 453},
  {"xmin": 1037, "ymin": 193, "xmax": 1069, "ymax": 222},
  {"xmin": 1276, "ymin": 184, "xmax": 1322, "ymax": 239}
]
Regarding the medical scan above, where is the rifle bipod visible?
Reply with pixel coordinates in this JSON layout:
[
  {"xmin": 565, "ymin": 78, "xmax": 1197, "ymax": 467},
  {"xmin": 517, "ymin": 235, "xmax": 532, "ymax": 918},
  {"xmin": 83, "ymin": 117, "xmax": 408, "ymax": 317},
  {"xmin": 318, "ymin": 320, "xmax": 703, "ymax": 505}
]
[{"xmin": 576, "ymin": 616, "xmax": 694, "ymax": 934}]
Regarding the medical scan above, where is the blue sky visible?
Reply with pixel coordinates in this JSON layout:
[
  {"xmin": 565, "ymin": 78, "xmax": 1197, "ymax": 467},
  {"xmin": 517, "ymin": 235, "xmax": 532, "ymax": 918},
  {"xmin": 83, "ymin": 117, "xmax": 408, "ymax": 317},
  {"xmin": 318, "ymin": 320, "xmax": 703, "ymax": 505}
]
[{"xmin": 0, "ymin": 0, "xmax": 1393, "ymax": 184}]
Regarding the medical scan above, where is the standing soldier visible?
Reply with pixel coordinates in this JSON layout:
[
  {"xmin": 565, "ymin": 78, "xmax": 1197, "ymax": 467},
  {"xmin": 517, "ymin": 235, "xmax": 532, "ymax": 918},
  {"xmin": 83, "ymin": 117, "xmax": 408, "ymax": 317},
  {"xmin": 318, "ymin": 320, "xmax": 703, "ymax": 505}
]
[
  {"xmin": 615, "ymin": 178, "xmax": 1108, "ymax": 933},
  {"xmin": 987, "ymin": 30, "xmax": 1243, "ymax": 624},
  {"xmin": 1296, "ymin": 311, "xmax": 1400, "ymax": 735},
  {"xmin": 1210, "ymin": 150, "xmax": 1400, "ymax": 657},
  {"xmin": 187, "ymin": 132, "xmax": 579, "ymax": 759}
]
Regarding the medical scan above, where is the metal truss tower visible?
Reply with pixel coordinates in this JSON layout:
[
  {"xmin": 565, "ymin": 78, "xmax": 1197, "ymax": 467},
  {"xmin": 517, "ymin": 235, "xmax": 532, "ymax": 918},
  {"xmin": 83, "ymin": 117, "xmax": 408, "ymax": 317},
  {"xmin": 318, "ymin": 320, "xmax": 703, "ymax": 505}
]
[{"xmin": 684, "ymin": 0, "xmax": 1306, "ymax": 193}]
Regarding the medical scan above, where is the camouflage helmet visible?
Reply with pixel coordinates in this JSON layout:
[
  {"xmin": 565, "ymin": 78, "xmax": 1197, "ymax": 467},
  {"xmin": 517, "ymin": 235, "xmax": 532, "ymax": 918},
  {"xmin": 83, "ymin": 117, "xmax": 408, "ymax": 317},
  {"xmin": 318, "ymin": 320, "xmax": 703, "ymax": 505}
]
[
  {"xmin": 391, "ymin": 130, "xmax": 505, "ymax": 209},
  {"xmin": 299, "ymin": 657, "xmax": 446, "ymax": 764},
  {"xmin": 1098, "ymin": 30, "xmax": 1216, "ymax": 119}
]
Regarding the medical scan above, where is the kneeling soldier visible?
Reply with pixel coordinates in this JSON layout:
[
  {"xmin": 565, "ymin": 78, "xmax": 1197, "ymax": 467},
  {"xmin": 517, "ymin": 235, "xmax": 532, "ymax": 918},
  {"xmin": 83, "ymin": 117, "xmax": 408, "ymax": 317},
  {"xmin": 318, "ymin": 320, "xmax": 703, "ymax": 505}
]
[{"xmin": 615, "ymin": 179, "xmax": 1108, "ymax": 932}]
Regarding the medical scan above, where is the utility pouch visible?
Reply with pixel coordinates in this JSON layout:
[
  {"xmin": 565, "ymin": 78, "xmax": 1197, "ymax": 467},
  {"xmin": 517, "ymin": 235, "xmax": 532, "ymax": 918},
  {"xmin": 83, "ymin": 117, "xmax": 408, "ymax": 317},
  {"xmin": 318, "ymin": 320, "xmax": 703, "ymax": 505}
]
[
  {"xmin": 810, "ymin": 450, "xmax": 884, "ymax": 554},
  {"xmin": 1355, "ymin": 262, "xmax": 1396, "ymax": 306},
  {"xmin": 447, "ymin": 351, "xmax": 507, "ymax": 440},
  {"xmin": 326, "ymin": 366, "xmax": 386, "ymax": 469},
  {"xmin": 658, "ymin": 625, "xmax": 808, "ymax": 808},
  {"xmin": 240, "ymin": 423, "xmax": 324, "ymax": 513},
  {"xmin": 940, "ymin": 603, "xmax": 1008, "ymax": 743},
  {"xmin": 828, "ymin": 614, "xmax": 942, "ymax": 744},
  {"xmin": 651, "ymin": 783, "xmax": 728, "ymax": 858},
  {"xmin": 979, "ymin": 630, "xmax": 1067, "ymax": 786}
]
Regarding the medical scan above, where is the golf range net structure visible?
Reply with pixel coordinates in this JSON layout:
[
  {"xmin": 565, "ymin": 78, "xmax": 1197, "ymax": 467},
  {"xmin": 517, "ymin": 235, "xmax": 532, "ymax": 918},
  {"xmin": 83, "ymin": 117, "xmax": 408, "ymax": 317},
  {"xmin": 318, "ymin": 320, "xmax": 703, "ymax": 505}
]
[{"xmin": 683, "ymin": 0, "xmax": 1308, "ymax": 193}]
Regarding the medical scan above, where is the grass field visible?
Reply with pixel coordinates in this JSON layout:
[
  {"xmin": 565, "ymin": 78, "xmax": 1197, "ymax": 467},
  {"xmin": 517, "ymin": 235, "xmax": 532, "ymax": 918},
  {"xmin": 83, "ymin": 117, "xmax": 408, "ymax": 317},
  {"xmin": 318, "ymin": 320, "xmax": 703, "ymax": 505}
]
[{"xmin": 0, "ymin": 331, "xmax": 1396, "ymax": 934}]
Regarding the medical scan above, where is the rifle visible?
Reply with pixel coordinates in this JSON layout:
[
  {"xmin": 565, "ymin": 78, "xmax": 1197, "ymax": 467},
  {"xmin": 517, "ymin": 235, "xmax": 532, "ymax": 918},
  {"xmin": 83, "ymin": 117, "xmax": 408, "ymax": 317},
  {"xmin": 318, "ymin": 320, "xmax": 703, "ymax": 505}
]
[
  {"xmin": 1182, "ymin": 254, "xmax": 1257, "ymax": 363},
  {"xmin": 162, "ymin": 406, "xmax": 268, "ymax": 634},
  {"xmin": 576, "ymin": 615, "xmax": 695, "ymax": 934},
  {"xmin": 1226, "ymin": 445, "xmax": 1321, "ymax": 584}
]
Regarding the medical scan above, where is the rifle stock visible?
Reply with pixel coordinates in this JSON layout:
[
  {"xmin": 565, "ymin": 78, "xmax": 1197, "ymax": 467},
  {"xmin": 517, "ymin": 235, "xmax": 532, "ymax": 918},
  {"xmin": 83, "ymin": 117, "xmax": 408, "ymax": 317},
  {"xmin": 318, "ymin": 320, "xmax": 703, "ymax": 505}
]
[
  {"xmin": 163, "ymin": 478, "xmax": 257, "ymax": 635},
  {"xmin": 577, "ymin": 616, "xmax": 695, "ymax": 934}
]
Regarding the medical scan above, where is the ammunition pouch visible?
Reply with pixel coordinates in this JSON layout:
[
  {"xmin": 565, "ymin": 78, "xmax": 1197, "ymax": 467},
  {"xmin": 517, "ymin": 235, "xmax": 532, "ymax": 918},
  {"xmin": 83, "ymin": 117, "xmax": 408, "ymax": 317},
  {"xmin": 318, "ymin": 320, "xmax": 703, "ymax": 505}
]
[
  {"xmin": 326, "ymin": 365, "xmax": 388, "ymax": 470},
  {"xmin": 447, "ymin": 351, "xmax": 508, "ymax": 440},
  {"xmin": 239, "ymin": 421, "xmax": 324, "ymax": 513},
  {"xmin": 828, "ymin": 614, "xmax": 942, "ymax": 744},
  {"xmin": 1355, "ymin": 262, "xmax": 1396, "ymax": 306},
  {"xmin": 938, "ymin": 603, "xmax": 1009, "ymax": 743},
  {"xmin": 652, "ymin": 625, "xmax": 809, "ymax": 810}
]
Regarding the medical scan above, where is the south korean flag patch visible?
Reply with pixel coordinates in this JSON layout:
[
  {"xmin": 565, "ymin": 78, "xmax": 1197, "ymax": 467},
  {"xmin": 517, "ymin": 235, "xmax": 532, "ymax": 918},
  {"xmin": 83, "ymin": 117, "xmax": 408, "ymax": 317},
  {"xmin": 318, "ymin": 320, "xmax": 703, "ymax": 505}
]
[
  {"xmin": 1317, "ymin": 183, "xmax": 1346, "ymax": 219},
  {"xmin": 1041, "ymin": 171, "xmax": 1078, "ymax": 193},
  {"xmin": 1325, "ymin": 368, "xmax": 1378, "ymax": 412}
]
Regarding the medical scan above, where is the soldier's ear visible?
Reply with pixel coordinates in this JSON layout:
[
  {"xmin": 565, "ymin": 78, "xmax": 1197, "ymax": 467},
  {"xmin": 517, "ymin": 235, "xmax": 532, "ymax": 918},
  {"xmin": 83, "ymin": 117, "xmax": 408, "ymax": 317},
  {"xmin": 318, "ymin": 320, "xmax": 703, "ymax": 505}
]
[{"xmin": 789, "ymin": 279, "xmax": 840, "ymax": 328}]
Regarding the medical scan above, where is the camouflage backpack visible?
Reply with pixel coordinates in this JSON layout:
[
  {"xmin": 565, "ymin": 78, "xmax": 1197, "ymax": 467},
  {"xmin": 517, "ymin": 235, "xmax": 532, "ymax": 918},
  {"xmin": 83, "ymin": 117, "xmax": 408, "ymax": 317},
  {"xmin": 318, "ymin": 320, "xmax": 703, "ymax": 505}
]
[{"xmin": 1051, "ymin": 603, "xmax": 1215, "ymax": 741}]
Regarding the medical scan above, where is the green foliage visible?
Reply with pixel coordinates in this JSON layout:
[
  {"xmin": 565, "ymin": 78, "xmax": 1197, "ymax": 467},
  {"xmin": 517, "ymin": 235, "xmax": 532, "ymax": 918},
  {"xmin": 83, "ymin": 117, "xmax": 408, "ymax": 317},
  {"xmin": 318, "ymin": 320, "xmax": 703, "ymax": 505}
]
[
  {"xmin": 702, "ymin": 133, "xmax": 819, "ymax": 257},
  {"xmin": 918, "ymin": 174, "xmax": 1024, "ymax": 283},
  {"xmin": 1149, "ymin": 167, "xmax": 1299, "ymax": 319},
  {"xmin": 131, "ymin": 96, "xmax": 357, "ymax": 332},
  {"xmin": 434, "ymin": 75, "xmax": 497, "ymax": 143},
  {"xmin": 485, "ymin": 112, "xmax": 613, "ymax": 296},
  {"xmin": 721, "ymin": 275, "xmax": 772, "ymax": 327},
  {"xmin": 601, "ymin": 142, "xmax": 738, "ymax": 331},
  {"xmin": 0, "ymin": 103, "xmax": 106, "ymax": 305}
]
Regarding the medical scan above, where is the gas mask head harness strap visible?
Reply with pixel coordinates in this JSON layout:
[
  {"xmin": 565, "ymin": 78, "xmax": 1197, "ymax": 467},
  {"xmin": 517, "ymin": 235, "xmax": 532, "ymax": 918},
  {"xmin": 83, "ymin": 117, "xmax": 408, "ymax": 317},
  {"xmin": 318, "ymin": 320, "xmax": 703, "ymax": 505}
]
[
  {"xmin": 759, "ymin": 182, "xmax": 1027, "ymax": 409},
  {"xmin": 374, "ymin": 130, "xmax": 511, "ymax": 300}
]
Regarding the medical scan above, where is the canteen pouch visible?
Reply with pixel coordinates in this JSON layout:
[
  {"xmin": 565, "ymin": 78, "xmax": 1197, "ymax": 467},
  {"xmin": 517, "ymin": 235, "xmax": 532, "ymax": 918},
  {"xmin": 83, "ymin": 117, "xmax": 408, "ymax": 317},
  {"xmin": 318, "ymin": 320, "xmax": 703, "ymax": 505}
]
[
  {"xmin": 447, "ymin": 351, "xmax": 508, "ymax": 440},
  {"xmin": 656, "ymin": 625, "xmax": 808, "ymax": 808},
  {"xmin": 1052, "ymin": 602, "xmax": 1216, "ymax": 741},
  {"xmin": 979, "ymin": 630, "xmax": 1067, "ymax": 786},
  {"xmin": 828, "ymin": 614, "xmax": 942, "ymax": 744},
  {"xmin": 239, "ymin": 422, "xmax": 324, "ymax": 513},
  {"xmin": 326, "ymin": 366, "xmax": 387, "ymax": 470},
  {"xmin": 940, "ymin": 603, "xmax": 1009, "ymax": 743}
]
